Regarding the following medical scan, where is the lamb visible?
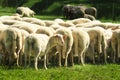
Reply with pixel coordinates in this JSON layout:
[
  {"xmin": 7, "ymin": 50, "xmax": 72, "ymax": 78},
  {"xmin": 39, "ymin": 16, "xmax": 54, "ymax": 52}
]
[
  {"xmin": 24, "ymin": 33, "xmax": 49, "ymax": 70},
  {"xmin": 1, "ymin": 28, "xmax": 22, "ymax": 67},
  {"xmin": 70, "ymin": 28, "xmax": 90, "ymax": 66},
  {"xmin": 16, "ymin": 7, "xmax": 35, "ymax": 17}
]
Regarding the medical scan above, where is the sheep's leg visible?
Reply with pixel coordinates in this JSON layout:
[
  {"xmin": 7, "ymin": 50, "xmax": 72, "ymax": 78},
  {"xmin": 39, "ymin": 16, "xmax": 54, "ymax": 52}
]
[
  {"xmin": 64, "ymin": 53, "xmax": 68, "ymax": 67},
  {"xmin": 44, "ymin": 54, "xmax": 47, "ymax": 70},
  {"xmin": 16, "ymin": 53, "xmax": 19, "ymax": 67},
  {"xmin": 81, "ymin": 52, "xmax": 85, "ymax": 66},
  {"xmin": 34, "ymin": 57, "xmax": 38, "ymax": 70},
  {"xmin": 111, "ymin": 42, "xmax": 116, "ymax": 63},
  {"xmin": 24, "ymin": 52, "xmax": 27, "ymax": 67},
  {"xmin": 58, "ymin": 52, "xmax": 62, "ymax": 67},
  {"xmin": 64, "ymin": 47, "xmax": 72, "ymax": 67},
  {"xmin": 70, "ymin": 51, "xmax": 74, "ymax": 66},
  {"xmin": 103, "ymin": 47, "xmax": 107, "ymax": 64},
  {"xmin": 56, "ymin": 46, "xmax": 62, "ymax": 67},
  {"xmin": 28, "ymin": 54, "xmax": 30, "ymax": 67},
  {"xmin": 91, "ymin": 43, "xmax": 95, "ymax": 64}
]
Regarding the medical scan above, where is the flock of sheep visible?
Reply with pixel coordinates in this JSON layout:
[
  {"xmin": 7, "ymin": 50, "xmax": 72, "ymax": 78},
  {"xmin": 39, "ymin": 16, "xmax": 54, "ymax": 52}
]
[
  {"xmin": 0, "ymin": 7, "xmax": 120, "ymax": 70},
  {"xmin": 62, "ymin": 4, "xmax": 97, "ymax": 20}
]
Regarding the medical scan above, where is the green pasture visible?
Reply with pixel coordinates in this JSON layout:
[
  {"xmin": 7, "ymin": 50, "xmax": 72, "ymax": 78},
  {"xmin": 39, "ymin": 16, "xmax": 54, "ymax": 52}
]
[
  {"xmin": 0, "ymin": 64, "xmax": 120, "ymax": 80},
  {"xmin": 0, "ymin": 5, "xmax": 120, "ymax": 80}
]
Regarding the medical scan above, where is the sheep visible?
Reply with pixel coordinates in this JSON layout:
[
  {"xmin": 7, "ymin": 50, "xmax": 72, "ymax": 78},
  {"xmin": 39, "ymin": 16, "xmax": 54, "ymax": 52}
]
[
  {"xmin": 70, "ymin": 28, "xmax": 90, "ymax": 66},
  {"xmin": 111, "ymin": 29, "xmax": 120, "ymax": 63},
  {"xmin": 19, "ymin": 29, "xmax": 29, "ymax": 65},
  {"xmin": 58, "ymin": 22, "xmax": 75, "ymax": 28},
  {"xmin": 43, "ymin": 20, "xmax": 57, "ymax": 27},
  {"xmin": 44, "ymin": 34, "xmax": 65, "ymax": 67},
  {"xmin": 0, "ymin": 15, "xmax": 22, "ymax": 21},
  {"xmin": 79, "ymin": 27, "xmax": 107, "ymax": 64},
  {"xmin": 54, "ymin": 18, "xmax": 64, "ymax": 23},
  {"xmin": 22, "ymin": 17, "xmax": 45, "ymax": 26},
  {"xmin": 11, "ymin": 21, "xmax": 40, "ymax": 33},
  {"xmin": 35, "ymin": 27, "xmax": 55, "ymax": 36},
  {"xmin": 1, "ymin": 28, "xmax": 22, "ymax": 67},
  {"xmin": 24, "ymin": 34, "xmax": 49, "ymax": 70},
  {"xmin": 54, "ymin": 27, "xmax": 73, "ymax": 67},
  {"xmin": 1, "ymin": 20, "xmax": 21, "ymax": 25},
  {"xmin": 84, "ymin": 14, "xmax": 96, "ymax": 21},
  {"xmin": 49, "ymin": 23, "xmax": 64, "ymax": 30},
  {"xmin": 16, "ymin": 7, "xmax": 35, "ymax": 17},
  {"xmin": 67, "ymin": 18, "xmax": 91, "ymax": 25}
]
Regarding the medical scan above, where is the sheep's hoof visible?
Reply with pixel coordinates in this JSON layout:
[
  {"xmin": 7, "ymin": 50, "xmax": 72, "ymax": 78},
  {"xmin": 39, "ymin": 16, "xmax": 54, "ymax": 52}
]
[{"xmin": 44, "ymin": 67, "xmax": 48, "ymax": 70}]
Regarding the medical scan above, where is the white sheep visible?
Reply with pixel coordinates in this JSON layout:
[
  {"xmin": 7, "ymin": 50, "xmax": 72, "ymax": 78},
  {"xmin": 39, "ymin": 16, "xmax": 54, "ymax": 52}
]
[
  {"xmin": 111, "ymin": 29, "xmax": 120, "ymax": 63},
  {"xmin": 71, "ymin": 28, "xmax": 90, "ymax": 66},
  {"xmin": 24, "ymin": 33, "xmax": 49, "ymax": 70},
  {"xmin": 1, "ymin": 27, "xmax": 22, "ymax": 67},
  {"xmin": 55, "ymin": 27, "xmax": 73, "ymax": 67},
  {"xmin": 35, "ymin": 27, "xmax": 55, "ymax": 36},
  {"xmin": 79, "ymin": 27, "xmax": 107, "ymax": 64},
  {"xmin": 16, "ymin": 7, "xmax": 35, "ymax": 17},
  {"xmin": 22, "ymin": 17, "xmax": 45, "ymax": 26},
  {"xmin": 44, "ymin": 34, "xmax": 65, "ymax": 67}
]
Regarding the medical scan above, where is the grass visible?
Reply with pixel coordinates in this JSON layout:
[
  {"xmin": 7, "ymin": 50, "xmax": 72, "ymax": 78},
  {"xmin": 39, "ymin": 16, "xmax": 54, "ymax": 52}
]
[
  {"xmin": 0, "ymin": 6, "xmax": 120, "ymax": 80},
  {"xmin": 0, "ymin": 64, "xmax": 120, "ymax": 80}
]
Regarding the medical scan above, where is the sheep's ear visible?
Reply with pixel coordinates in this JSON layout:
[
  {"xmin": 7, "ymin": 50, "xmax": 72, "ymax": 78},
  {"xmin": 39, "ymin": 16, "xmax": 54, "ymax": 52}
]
[{"xmin": 63, "ymin": 35, "xmax": 67, "ymax": 40}]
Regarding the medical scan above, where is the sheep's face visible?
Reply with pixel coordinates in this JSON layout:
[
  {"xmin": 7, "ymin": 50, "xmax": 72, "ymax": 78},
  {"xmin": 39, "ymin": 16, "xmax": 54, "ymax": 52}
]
[{"xmin": 52, "ymin": 34, "xmax": 64, "ymax": 46}]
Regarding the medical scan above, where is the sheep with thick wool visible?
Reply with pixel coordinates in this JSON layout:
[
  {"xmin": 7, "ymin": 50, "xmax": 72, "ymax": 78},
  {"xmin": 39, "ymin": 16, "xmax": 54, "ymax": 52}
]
[
  {"xmin": 35, "ymin": 27, "xmax": 55, "ymax": 36},
  {"xmin": 16, "ymin": 7, "xmax": 35, "ymax": 17},
  {"xmin": 44, "ymin": 34, "xmax": 65, "ymax": 67},
  {"xmin": 1, "ymin": 28, "xmax": 22, "ymax": 67},
  {"xmin": 111, "ymin": 29, "xmax": 120, "ymax": 63},
  {"xmin": 24, "ymin": 33, "xmax": 49, "ymax": 70},
  {"xmin": 54, "ymin": 28, "xmax": 73, "ymax": 67},
  {"xmin": 70, "ymin": 28, "xmax": 90, "ymax": 66},
  {"xmin": 79, "ymin": 27, "xmax": 107, "ymax": 64}
]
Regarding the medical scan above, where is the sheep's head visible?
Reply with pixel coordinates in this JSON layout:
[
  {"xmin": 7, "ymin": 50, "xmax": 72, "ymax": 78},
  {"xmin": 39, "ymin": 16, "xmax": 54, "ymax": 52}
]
[{"xmin": 52, "ymin": 34, "xmax": 65, "ymax": 46}]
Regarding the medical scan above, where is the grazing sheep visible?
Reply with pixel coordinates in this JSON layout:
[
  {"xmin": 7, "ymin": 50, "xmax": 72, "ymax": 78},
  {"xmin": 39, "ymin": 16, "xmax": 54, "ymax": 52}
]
[
  {"xmin": 11, "ymin": 21, "xmax": 40, "ymax": 33},
  {"xmin": 16, "ymin": 7, "xmax": 35, "ymax": 17},
  {"xmin": 55, "ymin": 28, "xmax": 73, "ymax": 67},
  {"xmin": 84, "ymin": 14, "xmax": 95, "ymax": 21},
  {"xmin": 71, "ymin": 28, "xmax": 90, "ymax": 66},
  {"xmin": 111, "ymin": 29, "xmax": 120, "ymax": 63},
  {"xmin": 44, "ymin": 20, "xmax": 57, "ymax": 27},
  {"xmin": 35, "ymin": 27, "xmax": 55, "ymax": 36},
  {"xmin": 0, "ymin": 15, "xmax": 22, "ymax": 21},
  {"xmin": 1, "ymin": 28, "xmax": 22, "ymax": 67},
  {"xmin": 24, "ymin": 34, "xmax": 49, "ymax": 70},
  {"xmin": 79, "ymin": 27, "xmax": 107, "ymax": 64},
  {"xmin": 67, "ymin": 18, "xmax": 91, "ymax": 25},
  {"xmin": 44, "ymin": 34, "xmax": 65, "ymax": 67},
  {"xmin": 85, "ymin": 7, "xmax": 97, "ymax": 18},
  {"xmin": 22, "ymin": 17, "xmax": 45, "ymax": 26}
]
